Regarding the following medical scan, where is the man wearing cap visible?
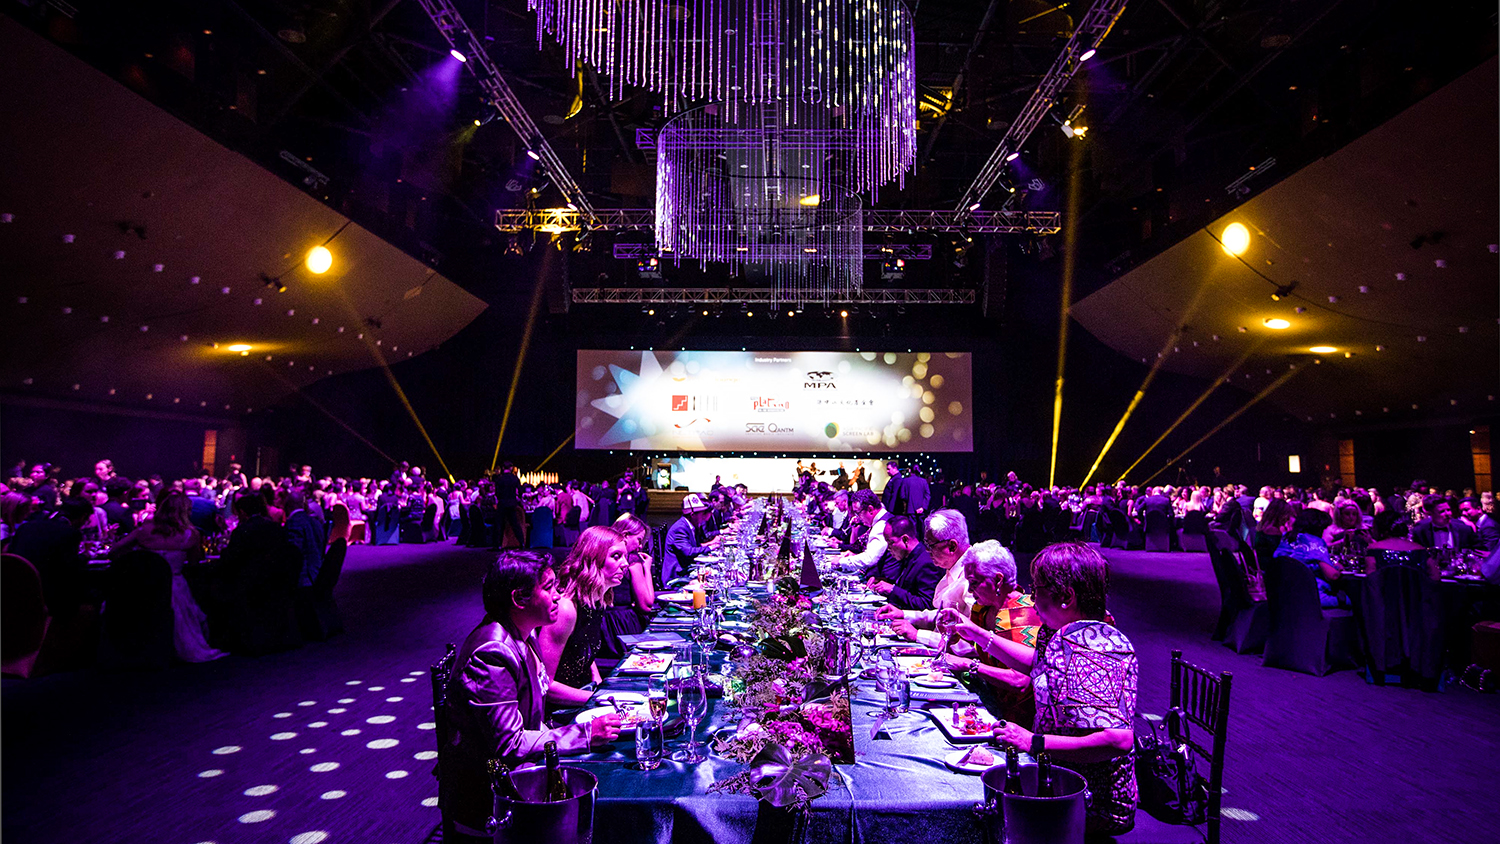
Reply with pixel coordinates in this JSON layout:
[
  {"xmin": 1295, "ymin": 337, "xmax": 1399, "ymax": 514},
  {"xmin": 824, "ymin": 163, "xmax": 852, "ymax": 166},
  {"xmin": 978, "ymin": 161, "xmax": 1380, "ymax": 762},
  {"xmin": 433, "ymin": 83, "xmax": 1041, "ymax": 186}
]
[{"xmin": 665, "ymin": 493, "xmax": 720, "ymax": 584}]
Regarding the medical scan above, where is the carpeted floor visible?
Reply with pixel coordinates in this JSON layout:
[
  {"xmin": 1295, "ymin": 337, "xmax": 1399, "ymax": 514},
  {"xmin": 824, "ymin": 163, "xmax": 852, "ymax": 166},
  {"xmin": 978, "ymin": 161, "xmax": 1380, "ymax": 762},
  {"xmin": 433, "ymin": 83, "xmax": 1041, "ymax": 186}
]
[{"xmin": 4, "ymin": 542, "xmax": 1495, "ymax": 844}]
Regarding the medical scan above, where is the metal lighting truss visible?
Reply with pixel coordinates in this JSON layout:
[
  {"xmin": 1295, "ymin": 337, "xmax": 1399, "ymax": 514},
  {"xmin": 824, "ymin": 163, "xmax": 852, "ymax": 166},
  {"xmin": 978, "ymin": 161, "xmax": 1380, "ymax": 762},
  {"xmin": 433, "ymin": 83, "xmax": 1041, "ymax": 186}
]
[
  {"xmin": 496, "ymin": 208, "xmax": 1060, "ymax": 234},
  {"xmin": 611, "ymin": 243, "xmax": 934, "ymax": 261},
  {"xmin": 953, "ymin": 0, "xmax": 1130, "ymax": 213},
  {"xmin": 415, "ymin": 0, "xmax": 597, "ymax": 222},
  {"xmin": 571, "ymin": 287, "xmax": 976, "ymax": 305}
]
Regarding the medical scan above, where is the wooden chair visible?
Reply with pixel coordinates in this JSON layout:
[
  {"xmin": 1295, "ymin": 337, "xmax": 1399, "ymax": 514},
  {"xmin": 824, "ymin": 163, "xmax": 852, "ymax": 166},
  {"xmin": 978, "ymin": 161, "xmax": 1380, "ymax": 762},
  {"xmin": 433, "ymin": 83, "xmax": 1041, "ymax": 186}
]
[
  {"xmin": 1115, "ymin": 649, "xmax": 1233, "ymax": 844},
  {"xmin": 429, "ymin": 643, "xmax": 459, "ymax": 842}
]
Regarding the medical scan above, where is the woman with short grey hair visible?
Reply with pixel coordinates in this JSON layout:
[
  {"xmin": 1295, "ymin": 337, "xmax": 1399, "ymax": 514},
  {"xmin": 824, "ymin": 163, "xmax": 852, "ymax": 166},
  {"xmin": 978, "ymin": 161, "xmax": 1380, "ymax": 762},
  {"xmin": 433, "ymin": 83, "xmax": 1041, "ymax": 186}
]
[{"xmin": 933, "ymin": 539, "xmax": 1041, "ymax": 724}]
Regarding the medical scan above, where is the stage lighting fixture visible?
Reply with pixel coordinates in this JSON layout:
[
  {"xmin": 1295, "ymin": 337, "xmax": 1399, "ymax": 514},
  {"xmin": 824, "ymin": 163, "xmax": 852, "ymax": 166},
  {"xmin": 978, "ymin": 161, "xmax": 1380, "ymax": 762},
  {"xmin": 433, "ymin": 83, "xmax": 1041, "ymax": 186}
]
[
  {"xmin": 526, "ymin": 149, "xmax": 542, "ymax": 161},
  {"xmin": 1309, "ymin": 345, "xmax": 1337, "ymax": 354},
  {"xmin": 840, "ymin": 310, "xmax": 849, "ymax": 318},
  {"xmin": 1005, "ymin": 152, "xmax": 1019, "ymax": 162},
  {"xmin": 798, "ymin": 194, "xmax": 822, "ymax": 207},
  {"xmin": 1079, "ymin": 48, "xmax": 1097, "ymax": 61},
  {"xmin": 227, "ymin": 344, "xmax": 252, "ymax": 353},
  {"xmin": 1221, "ymin": 222, "xmax": 1250, "ymax": 255},
  {"xmin": 306, "ymin": 245, "xmax": 332, "ymax": 274},
  {"xmin": 968, "ymin": 202, "xmax": 982, "ymax": 212},
  {"xmin": 450, "ymin": 49, "xmax": 467, "ymax": 62},
  {"xmin": 1270, "ymin": 282, "xmax": 1298, "ymax": 301},
  {"xmin": 1263, "ymin": 318, "xmax": 1291, "ymax": 330}
]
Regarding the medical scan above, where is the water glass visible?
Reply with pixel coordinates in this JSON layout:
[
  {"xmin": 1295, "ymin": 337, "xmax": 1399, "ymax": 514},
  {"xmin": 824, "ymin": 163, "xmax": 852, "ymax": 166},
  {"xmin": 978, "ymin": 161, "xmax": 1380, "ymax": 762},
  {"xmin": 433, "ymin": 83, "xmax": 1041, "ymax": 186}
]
[{"xmin": 635, "ymin": 716, "xmax": 664, "ymax": 770}]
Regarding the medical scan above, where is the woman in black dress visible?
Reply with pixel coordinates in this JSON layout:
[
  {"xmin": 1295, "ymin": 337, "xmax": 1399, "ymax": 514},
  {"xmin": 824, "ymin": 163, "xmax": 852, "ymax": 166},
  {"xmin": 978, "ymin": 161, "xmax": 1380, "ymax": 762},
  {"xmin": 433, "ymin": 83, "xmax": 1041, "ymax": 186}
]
[{"xmin": 536, "ymin": 525, "xmax": 628, "ymax": 703}]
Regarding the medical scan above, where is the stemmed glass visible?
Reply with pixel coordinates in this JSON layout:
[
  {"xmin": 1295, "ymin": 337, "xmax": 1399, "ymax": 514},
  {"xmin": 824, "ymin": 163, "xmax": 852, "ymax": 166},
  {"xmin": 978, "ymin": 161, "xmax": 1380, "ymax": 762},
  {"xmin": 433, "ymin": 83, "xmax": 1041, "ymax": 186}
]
[{"xmin": 672, "ymin": 665, "xmax": 709, "ymax": 763}]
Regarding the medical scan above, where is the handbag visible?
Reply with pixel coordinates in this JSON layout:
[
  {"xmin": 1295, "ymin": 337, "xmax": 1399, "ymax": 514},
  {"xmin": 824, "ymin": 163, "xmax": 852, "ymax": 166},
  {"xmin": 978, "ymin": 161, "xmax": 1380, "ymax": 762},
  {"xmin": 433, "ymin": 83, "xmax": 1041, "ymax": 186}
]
[
  {"xmin": 1134, "ymin": 708, "xmax": 1209, "ymax": 825},
  {"xmin": 1239, "ymin": 549, "xmax": 1267, "ymax": 602}
]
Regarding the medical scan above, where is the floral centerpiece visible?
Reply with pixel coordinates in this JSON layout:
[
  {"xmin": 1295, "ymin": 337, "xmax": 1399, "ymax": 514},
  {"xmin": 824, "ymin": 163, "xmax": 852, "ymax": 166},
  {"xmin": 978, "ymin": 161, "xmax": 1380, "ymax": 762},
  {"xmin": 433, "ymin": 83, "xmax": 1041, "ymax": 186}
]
[{"xmin": 709, "ymin": 578, "xmax": 855, "ymax": 807}]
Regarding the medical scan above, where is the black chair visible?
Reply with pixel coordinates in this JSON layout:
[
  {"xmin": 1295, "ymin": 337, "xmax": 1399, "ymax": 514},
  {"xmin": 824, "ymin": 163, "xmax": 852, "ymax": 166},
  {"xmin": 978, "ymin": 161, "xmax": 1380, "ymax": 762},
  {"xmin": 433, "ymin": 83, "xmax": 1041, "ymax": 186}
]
[
  {"xmin": 98, "ymin": 550, "xmax": 175, "ymax": 671},
  {"xmin": 1104, "ymin": 508, "xmax": 1131, "ymax": 549},
  {"xmin": 297, "ymin": 539, "xmax": 347, "ymax": 641},
  {"xmin": 2, "ymin": 554, "xmax": 50, "ymax": 677},
  {"xmin": 1145, "ymin": 510, "xmax": 1172, "ymax": 552},
  {"xmin": 230, "ymin": 542, "xmax": 305, "ymax": 655},
  {"xmin": 1359, "ymin": 565, "xmax": 1445, "ymax": 686},
  {"xmin": 429, "ymin": 643, "xmax": 458, "ymax": 844},
  {"xmin": 399, "ymin": 502, "xmax": 425, "ymax": 544},
  {"xmin": 455, "ymin": 504, "xmax": 472, "ymax": 546},
  {"xmin": 1261, "ymin": 555, "xmax": 1360, "ymax": 676},
  {"xmin": 1206, "ymin": 530, "xmax": 1267, "ymax": 653},
  {"xmin": 1078, "ymin": 509, "xmax": 1100, "ymax": 544},
  {"xmin": 1116, "ymin": 650, "xmax": 1233, "ymax": 844},
  {"xmin": 1177, "ymin": 511, "xmax": 1210, "ymax": 553}
]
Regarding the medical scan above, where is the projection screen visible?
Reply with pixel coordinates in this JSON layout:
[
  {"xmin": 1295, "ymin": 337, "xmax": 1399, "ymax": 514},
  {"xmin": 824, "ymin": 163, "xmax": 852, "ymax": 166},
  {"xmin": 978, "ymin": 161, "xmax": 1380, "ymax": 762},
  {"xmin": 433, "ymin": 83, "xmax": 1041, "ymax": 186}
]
[{"xmin": 575, "ymin": 350, "xmax": 973, "ymax": 452}]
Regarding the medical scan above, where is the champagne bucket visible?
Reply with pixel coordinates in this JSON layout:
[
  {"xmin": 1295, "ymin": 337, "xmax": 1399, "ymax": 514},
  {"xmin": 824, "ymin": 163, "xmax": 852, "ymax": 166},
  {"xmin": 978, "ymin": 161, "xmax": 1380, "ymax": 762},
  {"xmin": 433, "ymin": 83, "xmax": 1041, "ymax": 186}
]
[
  {"xmin": 824, "ymin": 630, "xmax": 864, "ymax": 676},
  {"xmin": 976, "ymin": 763, "xmax": 1090, "ymax": 844},
  {"xmin": 488, "ymin": 766, "xmax": 597, "ymax": 844}
]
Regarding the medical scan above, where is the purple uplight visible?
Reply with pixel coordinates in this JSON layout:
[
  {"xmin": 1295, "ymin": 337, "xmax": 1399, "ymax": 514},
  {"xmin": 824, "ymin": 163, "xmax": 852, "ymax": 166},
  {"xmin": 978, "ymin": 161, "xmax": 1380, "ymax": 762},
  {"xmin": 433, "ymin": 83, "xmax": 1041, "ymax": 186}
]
[{"xmin": 450, "ymin": 49, "xmax": 467, "ymax": 63}]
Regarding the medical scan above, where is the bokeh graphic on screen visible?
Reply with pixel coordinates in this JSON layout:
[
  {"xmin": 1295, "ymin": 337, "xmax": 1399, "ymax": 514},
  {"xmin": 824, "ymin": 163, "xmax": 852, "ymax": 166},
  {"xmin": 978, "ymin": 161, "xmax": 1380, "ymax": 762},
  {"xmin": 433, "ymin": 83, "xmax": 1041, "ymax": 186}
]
[{"xmin": 575, "ymin": 350, "xmax": 973, "ymax": 452}]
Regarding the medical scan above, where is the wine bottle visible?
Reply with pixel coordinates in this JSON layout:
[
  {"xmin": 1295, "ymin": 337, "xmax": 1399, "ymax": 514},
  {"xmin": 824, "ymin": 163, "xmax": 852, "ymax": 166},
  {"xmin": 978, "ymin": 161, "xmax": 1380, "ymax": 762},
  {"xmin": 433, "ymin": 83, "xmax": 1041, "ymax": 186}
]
[
  {"xmin": 1034, "ymin": 751, "xmax": 1055, "ymax": 798},
  {"xmin": 543, "ymin": 740, "xmax": 570, "ymax": 802},
  {"xmin": 1004, "ymin": 746, "xmax": 1023, "ymax": 795},
  {"xmin": 488, "ymin": 760, "xmax": 525, "ymax": 803}
]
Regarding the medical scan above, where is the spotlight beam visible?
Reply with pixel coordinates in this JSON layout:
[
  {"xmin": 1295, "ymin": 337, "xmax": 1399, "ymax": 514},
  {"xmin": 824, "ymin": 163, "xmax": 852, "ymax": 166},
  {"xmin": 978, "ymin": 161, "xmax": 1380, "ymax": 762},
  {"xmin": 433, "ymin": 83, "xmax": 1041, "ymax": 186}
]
[
  {"xmin": 1048, "ymin": 136, "xmax": 1085, "ymax": 488},
  {"xmin": 258, "ymin": 365, "xmax": 395, "ymax": 464},
  {"xmin": 535, "ymin": 432, "xmax": 576, "ymax": 472},
  {"xmin": 491, "ymin": 276, "xmax": 548, "ymax": 471},
  {"xmin": 1139, "ymin": 364, "xmax": 1306, "ymax": 486},
  {"xmin": 1078, "ymin": 327, "xmax": 1184, "ymax": 488},
  {"xmin": 1116, "ymin": 341, "xmax": 1264, "ymax": 483},
  {"xmin": 371, "ymin": 352, "xmax": 455, "ymax": 482}
]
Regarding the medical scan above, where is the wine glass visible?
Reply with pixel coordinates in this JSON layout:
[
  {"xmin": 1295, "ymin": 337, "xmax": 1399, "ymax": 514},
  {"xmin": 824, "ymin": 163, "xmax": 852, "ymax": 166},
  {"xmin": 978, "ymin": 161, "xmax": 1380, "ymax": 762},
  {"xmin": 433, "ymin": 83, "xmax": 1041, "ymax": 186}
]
[
  {"xmin": 647, "ymin": 673, "xmax": 669, "ymax": 723},
  {"xmin": 672, "ymin": 666, "xmax": 709, "ymax": 763}
]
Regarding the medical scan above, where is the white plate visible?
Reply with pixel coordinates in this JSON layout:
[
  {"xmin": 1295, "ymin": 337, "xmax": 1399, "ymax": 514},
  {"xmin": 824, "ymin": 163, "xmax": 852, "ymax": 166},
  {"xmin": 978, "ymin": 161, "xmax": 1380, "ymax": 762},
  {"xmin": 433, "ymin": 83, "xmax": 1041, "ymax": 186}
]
[
  {"xmin": 911, "ymin": 674, "xmax": 959, "ymax": 689},
  {"xmin": 637, "ymin": 641, "xmax": 676, "ymax": 651},
  {"xmin": 926, "ymin": 707, "xmax": 1004, "ymax": 743},
  {"xmin": 848, "ymin": 594, "xmax": 885, "ymax": 605},
  {"xmin": 576, "ymin": 703, "xmax": 652, "ymax": 733},
  {"xmin": 944, "ymin": 747, "xmax": 1000, "ymax": 774},
  {"xmin": 590, "ymin": 691, "xmax": 647, "ymax": 707},
  {"xmin": 616, "ymin": 652, "xmax": 675, "ymax": 675},
  {"xmin": 657, "ymin": 591, "xmax": 694, "ymax": 604}
]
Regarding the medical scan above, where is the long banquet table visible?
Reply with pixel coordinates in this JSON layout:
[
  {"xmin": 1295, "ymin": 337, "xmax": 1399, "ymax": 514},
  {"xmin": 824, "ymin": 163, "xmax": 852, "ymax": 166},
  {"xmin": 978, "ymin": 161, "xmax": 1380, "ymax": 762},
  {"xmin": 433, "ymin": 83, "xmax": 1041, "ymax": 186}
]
[{"xmin": 564, "ymin": 609, "xmax": 1000, "ymax": 844}]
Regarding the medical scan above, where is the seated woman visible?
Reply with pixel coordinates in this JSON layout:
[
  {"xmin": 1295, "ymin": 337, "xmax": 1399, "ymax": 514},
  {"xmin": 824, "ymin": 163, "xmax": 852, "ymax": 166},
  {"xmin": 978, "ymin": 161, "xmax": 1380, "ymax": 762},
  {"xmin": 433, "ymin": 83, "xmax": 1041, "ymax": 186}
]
[
  {"xmin": 924, "ymin": 540, "xmax": 1039, "ymax": 723},
  {"xmin": 1275, "ymin": 532, "xmax": 1347, "ymax": 608},
  {"xmin": 595, "ymin": 513, "xmax": 659, "ymax": 660},
  {"xmin": 941, "ymin": 542, "xmax": 1138, "ymax": 836},
  {"xmin": 110, "ymin": 491, "xmax": 226, "ymax": 662},
  {"xmin": 537, "ymin": 525, "xmax": 629, "ymax": 704},
  {"xmin": 444, "ymin": 550, "xmax": 621, "ymax": 840}
]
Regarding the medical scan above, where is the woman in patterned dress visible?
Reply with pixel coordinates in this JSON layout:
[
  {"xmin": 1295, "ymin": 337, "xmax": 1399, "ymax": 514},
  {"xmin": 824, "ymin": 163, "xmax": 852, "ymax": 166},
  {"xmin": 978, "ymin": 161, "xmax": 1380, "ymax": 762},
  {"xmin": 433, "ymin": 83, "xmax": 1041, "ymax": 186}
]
[{"xmin": 940, "ymin": 541, "xmax": 1138, "ymax": 835}]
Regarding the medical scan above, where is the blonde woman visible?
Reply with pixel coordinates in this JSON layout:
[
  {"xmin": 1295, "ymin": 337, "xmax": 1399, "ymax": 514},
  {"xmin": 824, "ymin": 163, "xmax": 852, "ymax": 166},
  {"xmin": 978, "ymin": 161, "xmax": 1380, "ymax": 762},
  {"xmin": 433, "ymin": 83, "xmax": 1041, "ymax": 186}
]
[{"xmin": 537, "ymin": 526, "xmax": 628, "ymax": 703}]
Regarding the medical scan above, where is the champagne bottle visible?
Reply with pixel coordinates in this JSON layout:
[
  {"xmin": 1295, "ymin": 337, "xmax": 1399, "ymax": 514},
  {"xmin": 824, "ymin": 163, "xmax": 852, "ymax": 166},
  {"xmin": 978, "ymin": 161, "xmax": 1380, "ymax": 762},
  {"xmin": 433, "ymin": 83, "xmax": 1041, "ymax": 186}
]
[
  {"xmin": 488, "ymin": 760, "xmax": 525, "ymax": 803},
  {"xmin": 543, "ymin": 740, "xmax": 570, "ymax": 802},
  {"xmin": 1034, "ymin": 751, "xmax": 1055, "ymax": 798},
  {"xmin": 1004, "ymin": 746, "xmax": 1023, "ymax": 795}
]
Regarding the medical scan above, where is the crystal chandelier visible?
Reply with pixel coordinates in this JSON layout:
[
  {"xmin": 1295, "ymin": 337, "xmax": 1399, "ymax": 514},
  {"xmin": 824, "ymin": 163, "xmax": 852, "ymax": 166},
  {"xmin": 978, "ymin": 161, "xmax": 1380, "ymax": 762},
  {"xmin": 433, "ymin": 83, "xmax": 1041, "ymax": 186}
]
[{"xmin": 528, "ymin": 0, "xmax": 916, "ymax": 304}]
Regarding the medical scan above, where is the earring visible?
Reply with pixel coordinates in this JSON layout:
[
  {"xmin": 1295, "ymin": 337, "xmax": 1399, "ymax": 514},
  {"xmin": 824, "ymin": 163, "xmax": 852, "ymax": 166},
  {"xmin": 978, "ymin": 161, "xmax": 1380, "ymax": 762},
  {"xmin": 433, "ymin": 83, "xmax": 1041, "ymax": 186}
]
[{"xmin": 1061, "ymin": 603, "xmax": 1068, "ymax": 608}]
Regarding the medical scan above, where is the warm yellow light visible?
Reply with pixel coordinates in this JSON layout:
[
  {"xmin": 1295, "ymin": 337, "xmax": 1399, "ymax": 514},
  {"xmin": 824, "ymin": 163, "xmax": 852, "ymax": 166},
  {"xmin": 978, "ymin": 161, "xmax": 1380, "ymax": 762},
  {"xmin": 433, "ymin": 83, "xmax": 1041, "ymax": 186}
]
[
  {"xmin": 798, "ymin": 194, "xmax": 821, "ymax": 207},
  {"xmin": 1221, "ymin": 222, "xmax": 1250, "ymax": 256},
  {"xmin": 226, "ymin": 344, "xmax": 252, "ymax": 352},
  {"xmin": 840, "ymin": 310, "xmax": 848, "ymax": 318},
  {"xmin": 1263, "ymin": 318, "xmax": 1291, "ymax": 330},
  {"xmin": 305, "ymin": 245, "xmax": 332, "ymax": 274},
  {"xmin": 1288, "ymin": 455, "xmax": 1302, "ymax": 473},
  {"xmin": 1309, "ymin": 345, "xmax": 1338, "ymax": 354}
]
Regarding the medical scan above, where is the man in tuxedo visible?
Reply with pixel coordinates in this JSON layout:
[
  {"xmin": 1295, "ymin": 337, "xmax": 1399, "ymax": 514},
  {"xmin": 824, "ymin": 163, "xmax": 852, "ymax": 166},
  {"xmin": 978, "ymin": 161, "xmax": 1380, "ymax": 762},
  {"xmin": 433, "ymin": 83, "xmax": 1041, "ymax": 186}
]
[
  {"xmin": 839, "ymin": 489, "xmax": 888, "ymax": 571},
  {"xmin": 1459, "ymin": 498, "xmax": 1499, "ymax": 553},
  {"xmin": 866, "ymin": 516, "xmax": 942, "ymax": 611},
  {"xmin": 664, "ymin": 494, "xmax": 719, "ymax": 584},
  {"xmin": 1141, "ymin": 487, "xmax": 1172, "ymax": 519},
  {"xmin": 1411, "ymin": 495, "xmax": 1477, "ymax": 552}
]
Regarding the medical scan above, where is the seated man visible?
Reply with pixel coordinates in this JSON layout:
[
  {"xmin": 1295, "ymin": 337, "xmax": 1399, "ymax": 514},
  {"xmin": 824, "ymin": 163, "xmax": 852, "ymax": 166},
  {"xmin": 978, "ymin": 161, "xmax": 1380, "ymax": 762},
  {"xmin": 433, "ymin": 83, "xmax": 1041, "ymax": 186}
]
[
  {"xmin": 837, "ymin": 489, "xmax": 887, "ymax": 571},
  {"xmin": 664, "ymin": 494, "xmax": 719, "ymax": 584},
  {"xmin": 1411, "ymin": 495, "xmax": 1477, "ymax": 553},
  {"xmin": 444, "ymin": 550, "xmax": 620, "ymax": 839},
  {"xmin": 866, "ymin": 515, "xmax": 942, "ymax": 611}
]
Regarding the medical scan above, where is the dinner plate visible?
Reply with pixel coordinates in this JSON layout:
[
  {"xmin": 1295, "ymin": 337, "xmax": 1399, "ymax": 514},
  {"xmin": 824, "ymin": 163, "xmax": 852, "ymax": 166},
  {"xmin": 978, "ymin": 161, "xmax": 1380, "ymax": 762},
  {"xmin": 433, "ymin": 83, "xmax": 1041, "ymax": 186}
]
[
  {"xmin": 926, "ymin": 706, "xmax": 1004, "ymax": 743},
  {"xmin": 656, "ymin": 591, "xmax": 694, "ymax": 604},
  {"xmin": 911, "ymin": 673, "xmax": 959, "ymax": 689},
  {"xmin": 637, "ymin": 641, "xmax": 676, "ymax": 651},
  {"xmin": 576, "ymin": 703, "xmax": 653, "ymax": 733},
  {"xmin": 848, "ymin": 594, "xmax": 885, "ymax": 605},
  {"xmin": 944, "ymin": 747, "xmax": 1000, "ymax": 774},
  {"xmin": 616, "ymin": 651, "xmax": 675, "ymax": 675},
  {"xmin": 589, "ymin": 691, "xmax": 647, "ymax": 708}
]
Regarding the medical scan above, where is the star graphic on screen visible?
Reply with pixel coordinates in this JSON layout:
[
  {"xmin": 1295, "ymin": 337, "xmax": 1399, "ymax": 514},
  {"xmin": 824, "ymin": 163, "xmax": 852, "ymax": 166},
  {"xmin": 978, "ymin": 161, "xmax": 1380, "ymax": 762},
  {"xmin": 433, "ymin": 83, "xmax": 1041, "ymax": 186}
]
[{"xmin": 588, "ymin": 351, "xmax": 705, "ymax": 448}]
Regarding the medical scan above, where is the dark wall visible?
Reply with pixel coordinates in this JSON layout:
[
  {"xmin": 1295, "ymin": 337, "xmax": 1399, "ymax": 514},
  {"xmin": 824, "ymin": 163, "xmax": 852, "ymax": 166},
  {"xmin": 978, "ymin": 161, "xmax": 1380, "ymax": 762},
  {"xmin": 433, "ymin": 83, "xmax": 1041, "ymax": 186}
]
[
  {"xmin": 1, "ymin": 397, "xmax": 244, "ymax": 482},
  {"xmin": 1351, "ymin": 423, "xmax": 1488, "ymax": 493}
]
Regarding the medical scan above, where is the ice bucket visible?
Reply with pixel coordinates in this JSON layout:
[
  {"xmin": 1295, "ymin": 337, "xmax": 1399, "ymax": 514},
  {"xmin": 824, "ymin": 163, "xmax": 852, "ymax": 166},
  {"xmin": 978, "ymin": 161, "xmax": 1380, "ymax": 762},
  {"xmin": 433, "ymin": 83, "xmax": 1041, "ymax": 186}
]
[
  {"xmin": 488, "ymin": 765, "xmax": 597, "ymax": 844},
  {"xmin": 977, "ymin": 762, "xmax": 1090, "ymax": 844}
]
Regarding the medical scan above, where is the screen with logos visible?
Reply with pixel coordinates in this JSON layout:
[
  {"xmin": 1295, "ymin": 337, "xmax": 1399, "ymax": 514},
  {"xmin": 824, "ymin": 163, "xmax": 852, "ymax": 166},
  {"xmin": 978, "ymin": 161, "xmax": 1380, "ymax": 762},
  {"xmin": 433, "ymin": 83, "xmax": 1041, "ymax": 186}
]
[{"xmin": 575, "ymin": 350, "xmax": 973, "ymax": 452}]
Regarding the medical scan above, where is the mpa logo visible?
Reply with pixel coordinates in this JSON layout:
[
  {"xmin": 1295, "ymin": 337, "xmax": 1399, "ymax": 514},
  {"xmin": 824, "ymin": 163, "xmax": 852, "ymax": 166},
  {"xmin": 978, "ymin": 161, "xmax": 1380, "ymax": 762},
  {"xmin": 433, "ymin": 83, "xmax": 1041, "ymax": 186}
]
[
  {"xmin": 752, "ymin": 396, "xmax": 790, "ymax": 413},
  {"xmin": 745, "ymin": 422, "xmax": 795, "ymax": 435},
  {"xmin": 803, "ymin": 370, "xmax": 837, "ymax": 390},
  {"xmin": 671, "ymin": 394, "xmax": 719, "ymax": 412}
]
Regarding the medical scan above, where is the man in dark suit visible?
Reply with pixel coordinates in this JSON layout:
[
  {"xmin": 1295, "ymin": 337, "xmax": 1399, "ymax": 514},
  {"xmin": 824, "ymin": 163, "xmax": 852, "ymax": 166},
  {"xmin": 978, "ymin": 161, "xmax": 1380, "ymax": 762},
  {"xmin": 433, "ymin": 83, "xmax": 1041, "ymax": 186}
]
[
  {"xmin": 881, "ymin": 461, "xmax": 906, "ymax": 515},
  {"xmin": 1141, "ymin": 487, "xmax": 1172, "ymax": 519},
  {"xmin": 1459, "ymin": 498, "xmax": 1499, "ymax": 553},
  {"xmin": 1412, "ymin": 495, "xmax": 1478, "ymax": 552},
  {"xmin": 905, "ymin": 468, "xmax": 931, "ymax": 520},
  {"xmin": 866, "ymin": 516, "xmax": 942, "ymax": 611},
  {"xmin": 283, "ymin": 489, "xmax": 329, "ymax": 587},
  {"xmin": 664, "ymin": 494, "xmax": 719, "ymax": 584},
  {"xmin": 9, "ymin": 498, "xmax": 91, "ymax": 613}
]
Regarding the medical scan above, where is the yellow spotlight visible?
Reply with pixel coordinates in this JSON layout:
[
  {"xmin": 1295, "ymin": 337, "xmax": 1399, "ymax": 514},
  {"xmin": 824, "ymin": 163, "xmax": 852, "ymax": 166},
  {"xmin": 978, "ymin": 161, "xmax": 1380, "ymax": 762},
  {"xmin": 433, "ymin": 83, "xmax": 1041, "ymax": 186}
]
[
  {"xmin": 1263, "ymin": 318, "xmax": 1291, "ymax": 330},
  {"xmin": 840, "ymin": 310, "xmax": 848, "ymax": 318},
  {"xmin": 1309, "ymin": 345, "xmax": 1338, "ymax": 354},
  {"xmin": 306, "ymin": 245, "xmax": 332, "ymax": 274},
  {"xmin": 1221, "ymin": 222, "xmax": 1250, "ymax": 256},
  {"xmin": 798, "ymin": 194, "xmax": 821, "ymax": 207},
  {"xmin": 226, "ymin": 344, "xmax": 252, "ymax": 352}
]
